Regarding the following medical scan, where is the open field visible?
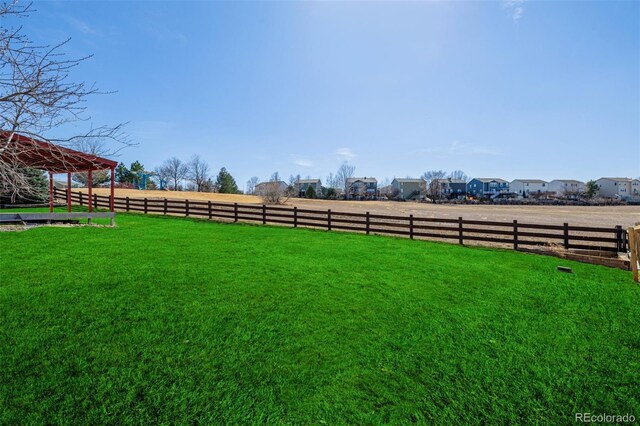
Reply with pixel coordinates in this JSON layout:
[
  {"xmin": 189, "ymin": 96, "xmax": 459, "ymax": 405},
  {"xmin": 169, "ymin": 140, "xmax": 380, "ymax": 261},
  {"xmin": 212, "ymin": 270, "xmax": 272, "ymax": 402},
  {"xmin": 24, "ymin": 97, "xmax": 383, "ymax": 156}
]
[
  {"xmin": 83, "ymin": 188, "xmax": 640, "ymax": 228},
  {"xmin": 1, "ymin": 213, "xmax": 639, "ymax": 423}
]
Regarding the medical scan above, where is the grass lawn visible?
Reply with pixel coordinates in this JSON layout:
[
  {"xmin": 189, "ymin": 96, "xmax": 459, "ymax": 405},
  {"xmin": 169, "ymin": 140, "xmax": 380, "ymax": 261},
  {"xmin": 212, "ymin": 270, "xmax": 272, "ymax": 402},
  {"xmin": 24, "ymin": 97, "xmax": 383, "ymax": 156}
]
[{"xmin": 1, "ymin": 212, "xmax": 638, "ymax": 424}]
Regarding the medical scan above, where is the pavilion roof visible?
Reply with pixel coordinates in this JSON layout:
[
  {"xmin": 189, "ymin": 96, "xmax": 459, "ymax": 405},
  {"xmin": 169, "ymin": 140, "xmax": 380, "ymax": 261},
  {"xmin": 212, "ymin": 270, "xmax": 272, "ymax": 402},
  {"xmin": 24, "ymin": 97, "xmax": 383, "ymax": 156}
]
[{"xmin": 0, "ymin": 131, "xmax": 117, "ymax": 173}]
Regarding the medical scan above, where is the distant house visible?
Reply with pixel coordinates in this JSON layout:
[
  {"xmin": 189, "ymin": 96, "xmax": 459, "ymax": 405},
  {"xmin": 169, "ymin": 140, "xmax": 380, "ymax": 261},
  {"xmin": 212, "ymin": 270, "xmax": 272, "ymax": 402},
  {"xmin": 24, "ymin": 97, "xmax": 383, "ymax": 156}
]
[
  {"xmin": 595, "ymin": 177, "xmax": 632, "ymax": 198},
  {"xmin": 510, "ymin": 179, "xmax": 549, "ymax": 197},
  {"xmin": 632, "ymin": 179, "xmax": 640, "ymax": 197},
  {"xmin": 255, "ymin": 181, "xmax": 287, "ymax": 196},
  {"xmin": 295, "ymin": 179, "xmax": 322, "ymax": 197},
  {"xmin": 548, "ymin": 180, "xmax": 585, "ymax": 197},
  {"xmin": 467, "ymin": 178, "xmax": 509, "ymax": 197},
  {"xmin": 346, "ymin": 177, "xmax": 377, "ymax": 200},
  {"xmin": 391, "ymin": 178, "xmax": 425, "ymax": 200},
  {"xmin": 437, "ymin": 178, "xmax": 467, "ymax": 198}
]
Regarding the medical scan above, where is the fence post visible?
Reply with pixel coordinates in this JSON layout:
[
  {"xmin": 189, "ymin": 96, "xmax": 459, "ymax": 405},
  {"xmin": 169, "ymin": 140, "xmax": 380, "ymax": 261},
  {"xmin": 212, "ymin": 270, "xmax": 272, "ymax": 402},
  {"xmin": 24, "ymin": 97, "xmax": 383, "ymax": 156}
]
[
  {"xmin": 615, "ymin": 225, "xmax": 623, "ymax": 252},
  {"xmin": 93, "ymin": 194, "xmax": 97, "ymax": 210},
  {"xmin": 185, "ymin": 199, "xmax": 189, "ymax": 217},
  {"xmin": 563, "ymin": 223, "xmax": 569, "ymax": 250},
  {"xmin": 126, "ymin": 196, "xmax": 130, "ymax": 212},
  {"xmin": 234, "ymin": 203, "xmax": 238, "ymax": 222},
  {"xmin": 164, "ymin": 198, "xmax": 168, "ymax": 215},
  {"xmin": 208, "ymin": 200, "xmax": 212, "ymax": 220},
  {"xmin": 366, "ymin": 212, "xmax": 370, "ymax": 235},
  {"xmin": 629, "ymin": 227, "xmax": 638, "ymax": 282},
  {"xmin": 458, "ymin": 217, "xmax": 463, "ymax": 245},
  {"xmin": 513, "ymin": 220, "xmax": 518, "ymax": 250},
  {"xmin": 79, "ymin": 192, "xmax": 83, "ymax": 206},
  {"xmin": 262, "ymin": 205, "xmax": 266, "ymax": 224},
  {"xmin": 293, "ymin": 206, "xmax": 298, "ymax": 228},
  {"xmin": 327, "ymin": 209, "xmax": 332, "ymax": 231},
  {"xmin": 409, "ymin": 214, "xmax": 414, "ymax": 240},
  {"xmin": 144, "ymin": 198, "xmax": 148, "ymax": 214}
]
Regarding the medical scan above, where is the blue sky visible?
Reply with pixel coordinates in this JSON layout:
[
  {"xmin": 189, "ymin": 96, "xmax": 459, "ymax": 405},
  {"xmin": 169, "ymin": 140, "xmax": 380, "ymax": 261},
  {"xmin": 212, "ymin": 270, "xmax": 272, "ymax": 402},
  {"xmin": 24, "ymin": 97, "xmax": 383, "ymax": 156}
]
[{"xmin": 15, "ymin": 1, "xmax": 640, "ymax": 188}]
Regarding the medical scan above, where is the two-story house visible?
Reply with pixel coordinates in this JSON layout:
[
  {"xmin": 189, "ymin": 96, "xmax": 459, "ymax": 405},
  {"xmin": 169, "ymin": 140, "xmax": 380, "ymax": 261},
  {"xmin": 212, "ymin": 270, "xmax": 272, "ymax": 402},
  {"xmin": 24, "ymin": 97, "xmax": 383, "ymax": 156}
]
[
  {"xmin": 466, "ymin": 178, "xmax": 509, "ymax": 198},
  {"xmin": 548, "ymin": 180, "xmax": 585, "ymax": 197},
  {"xmin": 390, "ymin": 178, "xmax": 425, "ymax": 200},
  {"xmin": 510, "ymin": 179, "xmax": 549, "ymax": 197},
  {"xmin": 632, "ymin": 179, "xmax": 640, "ymax": 197},
  {"xmin": 437, "ymin": 178, "xmax": 467, "ymax": 199},
  {"xmin": 596, "ymin": 177, "xmax": 632, "ymax": 198},
  {"xmin": 346, "ymin": 177, "xmax": 378, "ymax": 200},
  {"xmin": 295, "ymin": 179, "xmax": 322, "ymax": 197}
]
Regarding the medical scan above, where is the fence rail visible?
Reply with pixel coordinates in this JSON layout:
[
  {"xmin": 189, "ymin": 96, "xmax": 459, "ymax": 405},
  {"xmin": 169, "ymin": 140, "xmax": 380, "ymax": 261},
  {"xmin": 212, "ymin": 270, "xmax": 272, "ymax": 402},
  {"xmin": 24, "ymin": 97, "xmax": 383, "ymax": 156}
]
[{"xmin": 54, "ymin": 188, "xmax": 628, "ymax": 253}]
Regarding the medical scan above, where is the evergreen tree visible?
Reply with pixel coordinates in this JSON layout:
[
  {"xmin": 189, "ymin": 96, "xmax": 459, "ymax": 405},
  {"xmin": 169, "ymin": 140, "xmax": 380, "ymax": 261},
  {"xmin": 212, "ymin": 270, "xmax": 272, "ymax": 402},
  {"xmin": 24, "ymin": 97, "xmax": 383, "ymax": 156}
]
[
  {"xmin": 305, "ymin": 185, "xmax": 316, "ymax": 199},
  {"xmin": 130, "ymin": 161, "xmax": 145, "ymax": 173},
  {"xmin": 215, "ymin": 167, "xmax": 240, "ymax": 194},
  {"xmin": 585, "ymin": 180, "xmax": 600, "ymax": 198},
  {"xmin": 115, "ymin": 163, "xmax": 132, "ymax": 183},
  {"xmin": 0, "ymin": 167, "xmax": 48, "ymax": 204}
]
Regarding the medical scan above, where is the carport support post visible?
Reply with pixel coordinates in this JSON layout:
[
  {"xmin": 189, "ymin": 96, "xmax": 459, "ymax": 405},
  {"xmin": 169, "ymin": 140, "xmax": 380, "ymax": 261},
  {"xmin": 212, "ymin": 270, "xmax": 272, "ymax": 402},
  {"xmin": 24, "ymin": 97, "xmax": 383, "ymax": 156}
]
[
  {"xmin": 87, "ymin": 170, "xmax": 93, "ymax": 224},
  {"xmin": 67, "ymin": 173, "xmax": 72, "ymax": 212},
  {"xmin": 48, "ymin": 172, "xmax": 54, "ymax": 213},
  {"xmin": 110, "ymin": 166, "xmax": 115, "ymax": 226}
]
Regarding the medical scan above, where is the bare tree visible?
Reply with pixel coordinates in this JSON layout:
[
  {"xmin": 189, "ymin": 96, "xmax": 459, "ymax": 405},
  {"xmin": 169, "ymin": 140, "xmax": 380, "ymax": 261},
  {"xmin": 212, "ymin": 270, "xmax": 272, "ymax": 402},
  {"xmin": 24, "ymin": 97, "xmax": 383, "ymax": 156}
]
[
  {"xmin": 160, "ymin": 157, "xmax": 188, "ymax": 191},
  {"xmin": 0, "ymin": 3, "xmax": 131, "ymax": 202},
  {"xmin": 72, "ymin": 138, "xmax": 111, "ymax": 187},
  {"xmin": 288, "ymin": 174, "xmax": 300, "ymax": 186},
  {"xmin": 449, "ymin": 170, "xmax": 468, "ymax": 181},
  {"xmin": 386, "ymin": 187, "xmax": 401, "ymax": 200},
  {"xmin": 325, "ymin": 172, "xmax": 338, "ymax": 189},
  {"xmin": 246, "ymin": 176, "xmax": 258, "ymax": 195},
  {"xmin": 187, "ymin": 154, "xmax": 209, "ymax": 192},
  {"xmin": 421, "ymin": 170, "xmax": 447, "ymax": 200},
  {"xmin": 336, "ymin": 162, "xmax": 355, "ymax": 194},
  {"xmin": 154, "ymin": 165, "xmax": 170, "ymax": 190},
  {"xmin": 261, "ymin": 171, "xmax": 291, "ymax": 205}
]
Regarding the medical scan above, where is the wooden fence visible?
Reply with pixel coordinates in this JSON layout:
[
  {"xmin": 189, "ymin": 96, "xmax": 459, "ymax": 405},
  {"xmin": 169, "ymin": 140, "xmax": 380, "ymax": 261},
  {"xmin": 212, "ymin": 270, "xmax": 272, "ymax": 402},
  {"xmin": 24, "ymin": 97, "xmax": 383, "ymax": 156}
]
[
  {"xmin": 629, "ymin": 225, "xmax": 640, "ymax": 282},
  {"xmin": 54, "ymin": 188, "xmax": 629, "ymax": 254}
]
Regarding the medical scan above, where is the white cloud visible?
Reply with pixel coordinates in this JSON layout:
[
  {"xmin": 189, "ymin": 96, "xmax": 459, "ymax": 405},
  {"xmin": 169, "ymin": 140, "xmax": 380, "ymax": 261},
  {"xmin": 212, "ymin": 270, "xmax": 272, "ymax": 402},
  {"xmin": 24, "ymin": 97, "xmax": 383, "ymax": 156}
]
[
  {"xmin": 503, "ymin": 0, "xmax": 525, "ymax": 23},
  {"xmin": 292, "ymin": 156, "xmax": 313, "ymax": 168},
  {"xmin": 421, "ymin": 140, "xmax": 501, "ymax": 157},
  {"xmin": 335, "ymin": 147, "xmax": 356, "ymax": 161},
  {"xmin": 65, "ymin": 16, "xmax": 101, "ymax": 36}
]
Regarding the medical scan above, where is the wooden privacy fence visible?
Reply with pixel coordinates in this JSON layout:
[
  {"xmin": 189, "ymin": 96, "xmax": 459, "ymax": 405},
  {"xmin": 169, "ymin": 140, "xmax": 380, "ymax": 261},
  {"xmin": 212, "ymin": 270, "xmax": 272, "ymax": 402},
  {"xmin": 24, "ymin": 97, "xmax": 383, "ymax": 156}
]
[
  {"xmin": 629, "ymin": 225, "xmax": 640, "ymax": 282},
  {"xmin": 54, "ymin": 188, "xmax": 629, "ymax": 254}
]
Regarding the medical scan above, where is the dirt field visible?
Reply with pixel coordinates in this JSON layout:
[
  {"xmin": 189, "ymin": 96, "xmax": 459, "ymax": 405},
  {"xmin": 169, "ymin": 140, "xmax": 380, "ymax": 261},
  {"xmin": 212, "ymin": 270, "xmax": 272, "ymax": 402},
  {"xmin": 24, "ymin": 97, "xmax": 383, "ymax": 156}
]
[{"xmin": 82, "ymin": 188, "xmax": 640, "ymax": 229}]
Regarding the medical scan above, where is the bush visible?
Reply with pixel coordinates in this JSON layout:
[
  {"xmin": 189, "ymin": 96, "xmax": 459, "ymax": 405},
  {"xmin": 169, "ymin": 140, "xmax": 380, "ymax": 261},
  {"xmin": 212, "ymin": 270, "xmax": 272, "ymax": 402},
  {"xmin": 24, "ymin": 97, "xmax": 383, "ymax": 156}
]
[{"xmin": 305, "ymin": 186, "xmax": 316, "ymax": 199}]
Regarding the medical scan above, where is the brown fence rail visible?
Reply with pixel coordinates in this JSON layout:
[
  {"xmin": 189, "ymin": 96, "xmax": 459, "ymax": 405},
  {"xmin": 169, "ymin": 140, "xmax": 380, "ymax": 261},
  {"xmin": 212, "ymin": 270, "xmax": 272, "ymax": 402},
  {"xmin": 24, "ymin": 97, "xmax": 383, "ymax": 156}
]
[{"xmin": 54, "ymin": 188, "xmax": 629, "ymax": 253}]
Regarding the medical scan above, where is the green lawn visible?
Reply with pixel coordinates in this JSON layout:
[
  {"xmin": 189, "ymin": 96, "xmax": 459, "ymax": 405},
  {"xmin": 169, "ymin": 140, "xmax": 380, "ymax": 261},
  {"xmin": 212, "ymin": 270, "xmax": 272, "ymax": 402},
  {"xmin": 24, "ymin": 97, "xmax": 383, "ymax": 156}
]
[{"xmin": 1, "ymin": 213, "xmax": 638, "ymax": 424}]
